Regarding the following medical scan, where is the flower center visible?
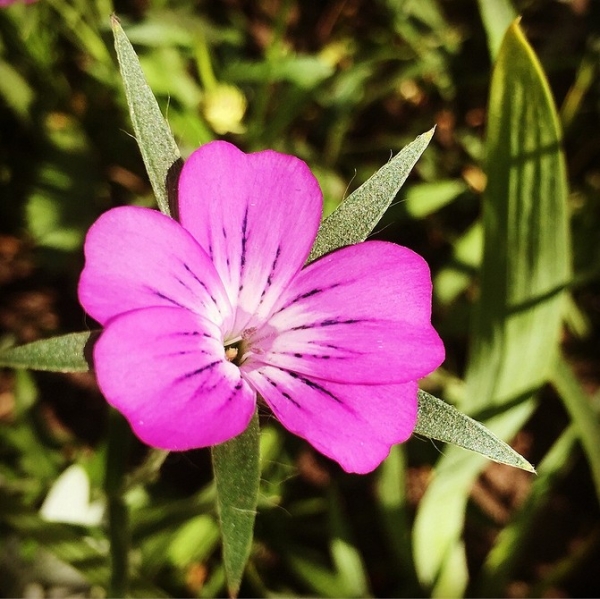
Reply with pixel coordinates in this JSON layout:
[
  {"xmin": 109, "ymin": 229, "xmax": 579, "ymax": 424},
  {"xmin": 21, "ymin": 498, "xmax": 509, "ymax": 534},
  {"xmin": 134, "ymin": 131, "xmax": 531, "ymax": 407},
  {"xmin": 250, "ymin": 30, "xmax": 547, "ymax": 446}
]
[
  {"xmin": 224, "ymin": 327, "xmax": 259, "ymax": 368},
  {"xmin": 224, "ymin": 339, "xmax": 245, "ymax": 367}
]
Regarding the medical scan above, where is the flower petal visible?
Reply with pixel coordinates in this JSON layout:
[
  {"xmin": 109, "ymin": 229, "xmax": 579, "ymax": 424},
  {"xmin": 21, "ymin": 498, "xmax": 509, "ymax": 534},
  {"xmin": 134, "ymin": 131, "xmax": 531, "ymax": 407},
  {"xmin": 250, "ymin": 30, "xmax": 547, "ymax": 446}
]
[
  {"xmin": 78, "ymin": 206, "xmax": 232, "ymax": 328},
  {"xmin": 248, "ymin": 240, "xmax": 444, "ymax": 384},
  {"xmin": 178, "ymin": 141, "xmax": 323, "ymax": 334},
  {"xmin": 95, "ymin": 306, "xmax": 256, "ymax": 450},
  {"xmin": 245, "ymin": 366, "xmax": 418, "ymax": 473}
]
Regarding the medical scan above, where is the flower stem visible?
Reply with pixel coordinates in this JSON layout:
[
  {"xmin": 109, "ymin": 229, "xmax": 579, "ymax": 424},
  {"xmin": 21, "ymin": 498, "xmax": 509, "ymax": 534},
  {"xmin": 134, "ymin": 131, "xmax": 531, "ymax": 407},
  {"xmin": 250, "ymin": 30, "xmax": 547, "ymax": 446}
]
[{"xmin": 104, "ymin": 409, "xmax": 133, "ymax": 597}]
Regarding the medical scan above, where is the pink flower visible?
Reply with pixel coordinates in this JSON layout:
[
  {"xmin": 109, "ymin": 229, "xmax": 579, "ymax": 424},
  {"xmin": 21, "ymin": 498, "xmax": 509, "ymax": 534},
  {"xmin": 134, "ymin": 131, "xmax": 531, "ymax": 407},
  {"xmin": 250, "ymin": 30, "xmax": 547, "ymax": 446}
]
[{"xmin": 79, "ymin": 141, "xmax": 444, "ymax": 473}]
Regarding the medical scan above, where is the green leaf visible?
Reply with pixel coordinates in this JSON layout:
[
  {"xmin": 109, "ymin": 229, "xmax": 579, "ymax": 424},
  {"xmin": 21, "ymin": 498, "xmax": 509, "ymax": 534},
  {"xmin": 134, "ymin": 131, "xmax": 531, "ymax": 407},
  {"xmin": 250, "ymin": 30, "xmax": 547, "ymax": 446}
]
[
  {"xmin": 286, "ymin": 548, "xmax": 346, "ymax": 598},
  {"xmin": 1, "ymin": 487, "xmax": 168, "ymax": 597},
  {"xmin": 405, "ymin": 179, "xmax": 468, "ymax": 218},
  {"xmin": 0, "ymin": 331, "xmax": 98, "ymax": 372},
  {"xmin": 226, "ymin": 55, "xmax": 335, "ymax": 89},
  {"xmin": 212, "ymin": 408, "xmax": 260, "ymax": 598},
  {"xmin": 413, "ymin": 20, "xmax": 570, "ymax": 595},
  {"xmin": 0, "ymin": 59, "xmax": 34, "ymax": 121},
  {"xmin": 414, "ymin": 390, "xmax": 535, "ymax": 472},
  {"xmin": 476, "ymin": 0, "xmax": 516, "ymax": 60},
  {"xmin": 551, "ymin": 355, "xmax": 600, "ymax": 503},
  {"xmin": 307, "ymin": 128, "xmax": 435, "ymax": 263},
  {"xmin": 327, "ymin": 486, "xmax": 370, "ymax": 597},
  {"xmin": 434, "ymin": 221, "xmax": 482, "ymax": 304},
  {"xmin": 477, "ymin": 425, "xmax": 579, "ymax": 596},
  {"xmin": 375, "ymin": 446, "xmax": 416, "ymax": 586},
  {"xmin": 167, "ymin": 515, "xmax": 221, "ymax": 568},
  {"xmin": 413, "ymin": 400, "xmax": 535, "ymax": 597},
  {"xmin": 111, "ymin": 15, "xmax": 181, "ymax": 217},
  {"xmin": 466, "ymin": 20, "xmax": 570, "ymax": 414}
]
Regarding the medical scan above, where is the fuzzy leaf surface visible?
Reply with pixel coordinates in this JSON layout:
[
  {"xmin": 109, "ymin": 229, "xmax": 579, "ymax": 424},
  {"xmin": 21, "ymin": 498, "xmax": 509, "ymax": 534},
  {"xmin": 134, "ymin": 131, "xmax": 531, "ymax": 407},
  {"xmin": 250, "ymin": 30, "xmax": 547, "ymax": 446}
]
[{"xmin": 112, "ymin": 16, "xmax": 180, "ymax": 217}]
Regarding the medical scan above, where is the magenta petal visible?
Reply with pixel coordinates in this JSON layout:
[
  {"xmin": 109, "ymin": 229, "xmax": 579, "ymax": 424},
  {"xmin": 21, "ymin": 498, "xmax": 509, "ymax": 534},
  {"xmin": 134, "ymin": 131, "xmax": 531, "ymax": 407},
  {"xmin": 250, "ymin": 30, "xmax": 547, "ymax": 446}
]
[
  {"xmin": 178, "ymin": 141, "xmax": 323, "ymax": 330},
  {"xmin": 95, "ymin": 306, "xmax": 256, "ymax": 450},
  {"xmin": 78, "ymin": 206, "xmax": 232, "ymax": 328},
  {"xmin": 245, "ymin": 366, "xmax": 418, "ymax": 473},
  {"xmin": 251, "ymin": 241, "xmax": 445, "ymax": 384}
]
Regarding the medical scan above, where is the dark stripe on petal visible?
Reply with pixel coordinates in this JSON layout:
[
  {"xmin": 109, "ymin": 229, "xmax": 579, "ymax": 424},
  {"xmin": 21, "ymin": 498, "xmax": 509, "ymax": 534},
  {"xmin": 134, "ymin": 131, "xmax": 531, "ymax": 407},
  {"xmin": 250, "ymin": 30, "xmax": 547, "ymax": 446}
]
[
  {"xmin": 321, "ymin": 317, "xmax": 363, "ymax": 327},
  {"xmin": 225, "ymin": 379, "xmax": 244, "ymax": 402},
  {"xmin": 173, "ymin": 330, "xmax": 213, "ymax": 339},
  {"xmin": 260, "ymin": 245, "xmax": 282, "ymax": 300},
  {"xmin": 262, "ymin": 373, "xmax": 302, "ymax": 408},
  {"xmin": 289, "ymin": 317, "xmax": 367, "ymax": 332},
  {"xmin": 221, "ymin": 228, "xmax": 231, "ymax": 267},
  {"xmin": 274, "ymin": 282, "xmax": 352, "ymax": 316},
  {"xmin": 238, "ymin": 207, "xmax": 250, "ymax": 292},
  {"xmin": 182, "ymin": 263, "xmax": 218, "ymax": 304},
  {"xmin": 152, "ymin": 290, "xmax": 187, "ymax": 309},
  {"xmin": 282, "ymin": 351, "xmax": 338, "ymax": 360},
  {"xmin": 288, "ymin": 371, "xmax": 343, "ymax": 404},
  {"xmin": 307, "ymin": 340, "xmax": 364, "ymax": 356},
  {"xmin": 178, "ymin": 360, "xmax": 221, "ymax": 381},
  {"xmin": 160, "ymin": 348, "xmax": 213, "ymax": 359},
  {"xmin": 175, "ymin": 276, "xmax": 194, "ymax": 293},
  {"xmin": 240, "ymin": 206, "xmax": 249, "ymax": 270}
]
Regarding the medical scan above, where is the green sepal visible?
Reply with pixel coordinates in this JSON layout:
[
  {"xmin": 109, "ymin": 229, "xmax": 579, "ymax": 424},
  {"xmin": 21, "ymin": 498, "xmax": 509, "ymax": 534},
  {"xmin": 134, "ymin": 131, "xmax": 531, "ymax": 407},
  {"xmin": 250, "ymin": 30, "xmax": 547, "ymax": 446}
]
[
  {"xmin": 0, "ymin": 331, "xmax": 98, "ymax": 372},
  {"xmin": 211, "ymin": 408, "xmax": 260, "ymax": 598},
  {"xmin": 308, "ymin": 128, "xmax": 434, "ymax": 262},
  {"xmin": 414, "ymin": 390, "xmax": 535, "ymax": 472},
  {"xmin": 111, "ymin": 15, "xmax": 181, "ymax": 217}
]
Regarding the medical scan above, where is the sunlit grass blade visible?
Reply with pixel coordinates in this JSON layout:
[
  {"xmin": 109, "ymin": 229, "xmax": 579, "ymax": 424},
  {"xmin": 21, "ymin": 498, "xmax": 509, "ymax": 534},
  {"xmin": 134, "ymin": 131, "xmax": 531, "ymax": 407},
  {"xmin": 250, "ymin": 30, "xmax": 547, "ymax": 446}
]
[
  {"xmin": 476, "ymin": 0, "xmax": 516, "ymax": 59},
  {"xmin": 413, "ymin": 20, "xmax": 571, "ymax": 596},
  {"xmin": 307, "ymin": 128, "xmax": 434, "ymax": 262},
  {"xmin": 2, "ymin": 511, "xmax": 110, "ymax": 586},
  {"xmin": 0, "ymin": 331, "xmax": 98, "ymax": 372},
  {"xmin": 413, "ymin": 400, "xmax": 535, "ymax": 597},
  {"xmin": 47, "ymin": 0, "xmax": 112, "ymax": 73},
  {"xmin": 477, "ymin": 425, "xmax": 579, "ymax": 596},
  {"xmin": 1, "ymin": 493, "xmax": 170, "ymax": 597},
  {"xmin": 375, "ymin": 445, "xmax": 421, "ymax": 594},
  {"xmin": 327, "ymin": 486, "xmax": 370, "ymax": 597},
  {"xmin": 0, "ymin": 59, "xmax": 34, "ymax": 121},
  {"xmin": 551, "ymin": 355, "xmax": 600, "ymax": 503},
  {"xmin": 111, "ymin": 15, "xmax": 181, "ymax": 217},
  {"xmin": 212, "ymin": 408, "xmax": 260, "ymax": 598},
  {"xmin": 285, "ymin": 549, "xmax": 346, "ymax": 597}
]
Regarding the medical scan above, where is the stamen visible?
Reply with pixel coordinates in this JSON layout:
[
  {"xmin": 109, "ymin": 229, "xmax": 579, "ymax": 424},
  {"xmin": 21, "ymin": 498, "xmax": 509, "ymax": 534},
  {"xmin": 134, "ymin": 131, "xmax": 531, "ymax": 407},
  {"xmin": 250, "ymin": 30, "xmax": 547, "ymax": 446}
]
[
  {"xmin": 224, "ymin": 338, "xmax": 246, "ymax": 367},
  {"xmin": 224, "ymin": 327, "xmax": 257, "ymax": 366},
  {"xmin": 225, "ymin": 346, "xmax": 239, "ymax": 362}
]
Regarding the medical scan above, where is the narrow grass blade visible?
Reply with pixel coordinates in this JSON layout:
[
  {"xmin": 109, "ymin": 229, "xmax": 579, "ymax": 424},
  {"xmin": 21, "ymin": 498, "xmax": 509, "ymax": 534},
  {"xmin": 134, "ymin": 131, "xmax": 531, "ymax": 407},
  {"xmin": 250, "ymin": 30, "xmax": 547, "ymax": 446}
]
[
  {"xmin": 476, "ymin": 0, "xmax": 516, "ymax": 59},
  {"xmin": 376, "ymin": 445, "xmax": 421, "ymax": 594},
  {"xmin": 212, "ymin": 408, "xmax": 260, "ymax": 598},
  {"xmin": 111, "ymin": 15, "xmax": 181, "ymax": 217},
  {"xmin": 0, "ymin": 331, "xmax": 98, "ymax": 372},
  {"xmin": 413, "ymin": 400, "xmax": 535, "ymax": 596},
  {"xmin": 551, "ymin": 355, "xmax": 600, "ymax": 503},
  {"xmin": 327, "ymin": 486, "xmax": 370, "ymax": 597},
  {"xmin": 477, "ymin": 425, "xmax": 578, "ymax": 596},
  {"xmin": 308, "ymin": 128, "xmax": 434, "ymax": 262},
  {"xmin": 413, "ymin": 20, "xmax": 570, "ymax": 595}
]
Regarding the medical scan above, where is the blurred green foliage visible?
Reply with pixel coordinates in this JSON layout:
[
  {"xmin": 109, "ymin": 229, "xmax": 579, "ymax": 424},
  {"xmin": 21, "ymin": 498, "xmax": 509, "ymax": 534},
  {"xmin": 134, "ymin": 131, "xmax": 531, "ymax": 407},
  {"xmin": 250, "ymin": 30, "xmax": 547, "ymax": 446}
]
[{"xmin": 1, "ymin": 0, "xmax": 600, "ymax": 597}]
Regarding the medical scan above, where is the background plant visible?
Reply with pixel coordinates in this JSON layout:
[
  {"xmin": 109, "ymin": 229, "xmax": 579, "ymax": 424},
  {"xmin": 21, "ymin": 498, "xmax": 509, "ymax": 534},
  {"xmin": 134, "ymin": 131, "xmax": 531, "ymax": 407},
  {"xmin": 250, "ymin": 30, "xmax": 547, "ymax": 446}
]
[{"xmin": 1, "ymin": 0, "xmax": 599, "ymax": 597}]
